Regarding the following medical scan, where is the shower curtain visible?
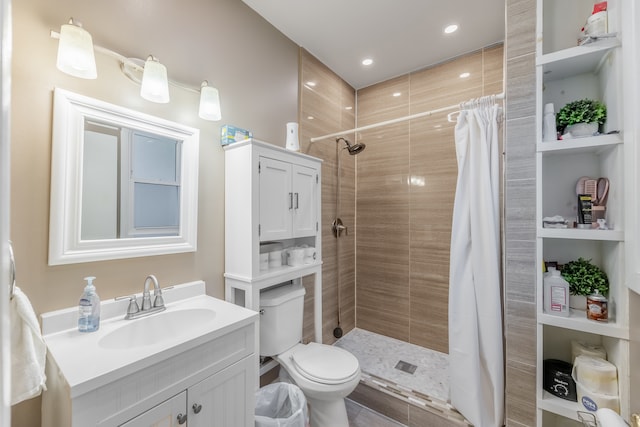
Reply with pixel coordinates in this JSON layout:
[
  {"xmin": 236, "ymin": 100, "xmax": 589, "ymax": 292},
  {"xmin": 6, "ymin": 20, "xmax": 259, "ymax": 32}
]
[{"xmin": 449, "ymin": 97, "xmax": 504, "ymax": 427}]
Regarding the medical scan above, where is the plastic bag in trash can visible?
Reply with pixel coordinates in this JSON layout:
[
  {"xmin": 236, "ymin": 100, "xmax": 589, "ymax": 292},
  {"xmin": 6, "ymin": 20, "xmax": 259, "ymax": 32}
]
[{"xmin": 255, "ymin": 382, "xmax": 309, "ymax": 427}]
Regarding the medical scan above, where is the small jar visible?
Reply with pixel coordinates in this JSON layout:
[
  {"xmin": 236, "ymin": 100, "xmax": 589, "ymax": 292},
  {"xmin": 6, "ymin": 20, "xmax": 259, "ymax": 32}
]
[{"xmin": 586, "ymin": 290, "xmax": 608, "ymax": 322}]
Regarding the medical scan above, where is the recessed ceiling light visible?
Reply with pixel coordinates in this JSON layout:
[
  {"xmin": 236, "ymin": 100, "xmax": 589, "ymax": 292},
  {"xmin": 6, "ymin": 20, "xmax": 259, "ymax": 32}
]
[
  {"xmin": 345, "ymin": 106, "xmax": 353, "ymax": 110},
  {"xmin": 393, "ymin": 92, "xmax": 402, "ymax": 97},
  {"xmin": 444, "ymin": 24, "xmax": 458, "ymax": 34},
  {"xmin": 306, "ymin": 81, "xmax": 317, "ymax": 87},
  {"xmin": 362, "ymin": 58, "xmax": 373, "ymax": 66},
  {"xmin": 459, "ymin": 72, "xmax": 470, "ymax": 78},
  {"xmin": 307, "ymin": 115, "xmax": 314, "ymax": 120}
]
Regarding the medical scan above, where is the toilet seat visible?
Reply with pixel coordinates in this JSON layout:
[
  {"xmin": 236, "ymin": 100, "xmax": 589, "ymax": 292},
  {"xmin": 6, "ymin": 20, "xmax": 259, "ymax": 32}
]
[{"xmin": 289, "ymin": 342, "xmax": 360, "ymax": 385}]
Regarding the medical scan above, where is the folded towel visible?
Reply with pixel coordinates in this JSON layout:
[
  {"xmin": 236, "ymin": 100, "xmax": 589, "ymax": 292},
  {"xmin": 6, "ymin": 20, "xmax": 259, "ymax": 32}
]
[{"xmin": 10, "ymin": 286, "xmax": 46, "ymax": 405}]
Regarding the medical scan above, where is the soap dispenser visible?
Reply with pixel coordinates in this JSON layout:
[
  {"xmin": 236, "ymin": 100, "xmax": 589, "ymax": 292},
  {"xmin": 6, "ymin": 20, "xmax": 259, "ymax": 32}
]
[{"xmin": 78, "ymin": 276, "xmax": 100, "ymax": 332}]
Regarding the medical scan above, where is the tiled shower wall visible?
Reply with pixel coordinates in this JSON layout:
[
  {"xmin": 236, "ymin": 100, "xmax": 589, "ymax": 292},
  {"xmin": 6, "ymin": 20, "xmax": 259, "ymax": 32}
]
[
  {"xmin": 504, "ymin": 0, "xmax": 537, "ymax": 425},
  {"xmin": 355, "ymin": 45, "xmax": 504, "ymax": 353},
  {"xmin": 298, "ymin": 49, "xmax": 357, "ymax": 345}
]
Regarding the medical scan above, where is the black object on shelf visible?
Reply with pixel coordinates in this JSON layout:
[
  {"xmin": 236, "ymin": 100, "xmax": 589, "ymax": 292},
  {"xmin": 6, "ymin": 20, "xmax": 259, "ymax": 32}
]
[{"xmin": 543, "ymin": 359, "xmax": 577, "ymax": 402}]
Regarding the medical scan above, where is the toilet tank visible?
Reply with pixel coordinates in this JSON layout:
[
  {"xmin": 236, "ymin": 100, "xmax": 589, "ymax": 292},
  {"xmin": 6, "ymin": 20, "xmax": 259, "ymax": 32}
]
[{"xmin": 259, "ymin": 283, "xmax": 306, "ymax": 357}]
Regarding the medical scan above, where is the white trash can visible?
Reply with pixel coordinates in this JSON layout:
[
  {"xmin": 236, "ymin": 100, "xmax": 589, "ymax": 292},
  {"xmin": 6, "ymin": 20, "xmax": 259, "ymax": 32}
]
[{"xmin": 255, "ymin": 382, "xmax": 308, "ymax": 427}]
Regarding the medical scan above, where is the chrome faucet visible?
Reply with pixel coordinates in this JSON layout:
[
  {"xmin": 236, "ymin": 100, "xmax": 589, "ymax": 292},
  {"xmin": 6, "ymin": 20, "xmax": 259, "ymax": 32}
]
[
  {"xmin": 116, "ymin": 275, "xmax": 167, "ymax": 320},
  {"xmin": 143, "ymin": 274, "xmax": 165, "ymax": 310}
]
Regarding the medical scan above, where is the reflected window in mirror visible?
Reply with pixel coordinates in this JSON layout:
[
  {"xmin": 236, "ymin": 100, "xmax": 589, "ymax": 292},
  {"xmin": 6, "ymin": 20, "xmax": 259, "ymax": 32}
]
[{"xmin": 82, "ymin": 122, "xmax": 182, "ymax": 240}]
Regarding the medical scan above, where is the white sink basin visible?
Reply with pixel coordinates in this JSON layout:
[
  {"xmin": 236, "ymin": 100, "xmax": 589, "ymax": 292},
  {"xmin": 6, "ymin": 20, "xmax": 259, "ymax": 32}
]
[
  {"xmin": 98, "ymin": 308, "xmax": 217, "ymax": 350},
  {"xmin": 41, "ymin": 281, "xmax": 259, "ymax": 395}
]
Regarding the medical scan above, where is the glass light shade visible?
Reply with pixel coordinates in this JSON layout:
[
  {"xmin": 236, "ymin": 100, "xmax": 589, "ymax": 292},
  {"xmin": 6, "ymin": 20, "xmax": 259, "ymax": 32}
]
[
  {"xmin": 140, "ymin": 56, "xmax": 170, "ymax": 103},
  {"xmin": 199, "ymin": 82, "xmax": 221, "ymax": 121},
  {"xmin": 56, "ymin": 20, "xmax": 97, "ymax": 79}
]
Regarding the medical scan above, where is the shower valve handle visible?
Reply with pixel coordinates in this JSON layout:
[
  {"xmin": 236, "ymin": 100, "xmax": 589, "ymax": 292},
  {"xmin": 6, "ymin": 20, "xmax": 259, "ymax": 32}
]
[{"xmin": 332, "ymin": 218, "xmax": 348, "ymax": 238}]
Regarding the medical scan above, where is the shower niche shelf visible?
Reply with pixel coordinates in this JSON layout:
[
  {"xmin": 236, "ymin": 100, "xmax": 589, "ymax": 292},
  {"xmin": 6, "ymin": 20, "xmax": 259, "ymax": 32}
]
[{"xmin": 535, "ymin": 0, "xmax": 634, "ymax": 425}]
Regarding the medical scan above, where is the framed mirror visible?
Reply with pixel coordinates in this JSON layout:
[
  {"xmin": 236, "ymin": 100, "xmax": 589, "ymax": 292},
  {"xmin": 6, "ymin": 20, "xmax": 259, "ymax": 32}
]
[{"xmin": 49, "ymin": 88, "xmax": 200, "ymax": 265}]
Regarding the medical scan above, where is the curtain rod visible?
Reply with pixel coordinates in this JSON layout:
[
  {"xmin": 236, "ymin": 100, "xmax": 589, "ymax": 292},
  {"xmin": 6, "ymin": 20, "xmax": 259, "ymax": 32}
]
[{"xmin": 309, "ymin": 92, "xmax": 505, "ymax": 143}]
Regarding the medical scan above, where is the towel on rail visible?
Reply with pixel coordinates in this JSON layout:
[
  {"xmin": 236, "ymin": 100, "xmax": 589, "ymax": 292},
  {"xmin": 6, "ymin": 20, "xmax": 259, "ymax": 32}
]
[{"xmin": 10, "ymin": 286, "xmax": 46, "ymax": 405}]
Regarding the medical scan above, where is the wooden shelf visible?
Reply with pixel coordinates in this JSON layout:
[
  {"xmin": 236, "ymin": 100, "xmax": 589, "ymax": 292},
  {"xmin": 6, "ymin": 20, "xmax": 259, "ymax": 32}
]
[{"xmin": 538, "ymin": 38, "xmax": 621, "ymax": 82}]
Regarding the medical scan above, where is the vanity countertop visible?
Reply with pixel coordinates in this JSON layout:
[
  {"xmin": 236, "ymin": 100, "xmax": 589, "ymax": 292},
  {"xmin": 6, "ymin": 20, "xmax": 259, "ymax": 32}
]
[{"xmin": 41, "ymin": 281, "xmax": 258, "ymax": 398}]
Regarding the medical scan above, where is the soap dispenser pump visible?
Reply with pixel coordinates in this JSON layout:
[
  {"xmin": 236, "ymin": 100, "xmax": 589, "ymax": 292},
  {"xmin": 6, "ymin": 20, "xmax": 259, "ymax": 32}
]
[{"xmin": 78, "ymin": 276, "xmax": 100, "ymax": 332}]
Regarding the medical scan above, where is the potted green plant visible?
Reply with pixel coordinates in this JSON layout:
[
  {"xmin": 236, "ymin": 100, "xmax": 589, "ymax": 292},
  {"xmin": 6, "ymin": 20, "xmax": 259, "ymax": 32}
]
[
  {"xmin": 556, "ymin": 98, "xmax": 607, "ymax": 137},
  {"xmin": 561, "ymin": 257, "xmax": 609, "ymax": 310}
]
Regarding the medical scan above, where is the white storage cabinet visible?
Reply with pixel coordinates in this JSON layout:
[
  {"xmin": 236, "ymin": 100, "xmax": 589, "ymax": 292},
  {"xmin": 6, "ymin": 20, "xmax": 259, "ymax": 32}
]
[{"xmin": 224, "ymin": 139, "xmax": 324, "ymax": 346}]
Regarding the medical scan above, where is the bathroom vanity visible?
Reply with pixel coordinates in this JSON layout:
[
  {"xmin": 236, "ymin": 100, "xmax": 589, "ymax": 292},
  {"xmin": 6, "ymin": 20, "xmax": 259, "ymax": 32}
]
[{"xmin": 41, "ymin": 281, "xmax": 258, "ymax": 427}]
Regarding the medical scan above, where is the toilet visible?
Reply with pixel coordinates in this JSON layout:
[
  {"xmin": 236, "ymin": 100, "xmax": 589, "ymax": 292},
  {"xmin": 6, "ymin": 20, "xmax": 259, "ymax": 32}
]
[{"xmin": 260, "ymin": 283, "xmax": 361, "ymax": 427}]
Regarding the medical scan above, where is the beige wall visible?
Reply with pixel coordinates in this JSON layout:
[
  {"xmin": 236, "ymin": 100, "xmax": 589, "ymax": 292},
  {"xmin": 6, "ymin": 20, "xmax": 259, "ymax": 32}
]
[
  {"xmin": 11, "ymin": 0, "xmax": 298, "ymax": 425},
  {"xmin": 355, "ymin": 46, "xmax": 504, "ymax": 353}
]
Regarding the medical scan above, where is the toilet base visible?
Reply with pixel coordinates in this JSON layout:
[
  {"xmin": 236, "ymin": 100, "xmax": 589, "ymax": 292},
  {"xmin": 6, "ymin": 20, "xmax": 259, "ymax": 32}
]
[{"xmin": 307, "ymin": 396, "xmax": 349, "ymax": 427}]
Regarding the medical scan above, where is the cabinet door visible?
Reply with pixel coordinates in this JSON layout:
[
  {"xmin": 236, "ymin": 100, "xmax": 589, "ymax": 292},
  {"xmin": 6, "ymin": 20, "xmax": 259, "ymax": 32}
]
[
  {"xmin": 187, "ymin": 356, "xmax": 254, "ymax": 427},
  {"xmin": 259, "ymin": 157, "xmax": 293, "ymax": 241},
  {"xmin": 292, "ymin": 164, "xmax": 318, "ymax": 237},
  {"xmin": 119, "ymin": 391, "xmax": 186, "ymax": 427}
]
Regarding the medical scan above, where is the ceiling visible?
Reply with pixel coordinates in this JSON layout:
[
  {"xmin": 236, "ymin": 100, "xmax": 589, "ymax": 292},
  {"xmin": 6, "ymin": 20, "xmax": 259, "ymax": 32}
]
[{"xmin": 241, "ymin": 0, "xmax": 506, "ymax": 90}]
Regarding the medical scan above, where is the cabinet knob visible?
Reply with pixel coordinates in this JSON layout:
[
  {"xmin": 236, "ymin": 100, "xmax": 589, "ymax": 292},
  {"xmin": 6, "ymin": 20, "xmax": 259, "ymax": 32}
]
[
  {"xmin": 177, "ymin": 413, "xmax": 187, "ymax": 424},
  {"xmin": 192, "ymin": 403, "xmax": 203, "ymax": 414}
]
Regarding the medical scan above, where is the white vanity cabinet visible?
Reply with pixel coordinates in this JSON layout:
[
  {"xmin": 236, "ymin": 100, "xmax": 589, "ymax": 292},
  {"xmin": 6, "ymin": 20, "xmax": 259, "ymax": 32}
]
[
  {"xmin": 119, "ymin": 357, "xmax": 254, "ymax": 427},
  {"xmin": 224, "ymin": 139, "xmax": 324, "ymax": 346},
  {"xmin": 41, "ymin": 282, "xmax": 258, "ymax": 427},
  {"xmin": 119, "ymin": 392, "xmax": 186, "ymax": 426}
]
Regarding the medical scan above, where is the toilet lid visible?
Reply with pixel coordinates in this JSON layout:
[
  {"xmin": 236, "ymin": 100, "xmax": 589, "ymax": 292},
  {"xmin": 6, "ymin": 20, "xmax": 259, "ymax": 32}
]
[{"xmin": 290, "ymin": 343, "xmax": 360, "ymax": 385}]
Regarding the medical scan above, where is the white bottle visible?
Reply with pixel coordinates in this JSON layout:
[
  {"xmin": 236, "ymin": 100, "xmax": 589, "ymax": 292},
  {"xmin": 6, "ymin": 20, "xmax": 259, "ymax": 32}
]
[
  {"xmin": 542, "ymin": 103, "xmax": 557, "ymax": 142},
  {"xmin": 543, "ymin": 268, "xmax": 570, "ymax": 317},
  {"xmin": 78, "ymin": 276, "xmax": 101, "ymax": 332}
]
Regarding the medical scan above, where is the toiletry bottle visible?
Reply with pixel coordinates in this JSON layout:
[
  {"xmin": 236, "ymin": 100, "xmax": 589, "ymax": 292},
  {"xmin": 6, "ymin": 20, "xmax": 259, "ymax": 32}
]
[
  {"xmin": 544, "ymin": 268, "xmax": 570, "ymax": 317},
  {"xmin": 78, "ymin": 276, "xmax": 100, "ymax": 332},
  {"xmin": 542, "ymin": 103, "xmax": 557, "ymax": 141}
]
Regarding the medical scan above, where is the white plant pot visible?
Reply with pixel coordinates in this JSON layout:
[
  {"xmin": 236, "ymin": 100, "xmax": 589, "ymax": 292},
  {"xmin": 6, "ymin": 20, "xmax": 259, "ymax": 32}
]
[
  {"xmin": 570, "ymin": 294, "xmax": 587, "ymax": 311},
  {"xmin": 564, "ymin": 122, "xmax": 599, "ymax": 137}
]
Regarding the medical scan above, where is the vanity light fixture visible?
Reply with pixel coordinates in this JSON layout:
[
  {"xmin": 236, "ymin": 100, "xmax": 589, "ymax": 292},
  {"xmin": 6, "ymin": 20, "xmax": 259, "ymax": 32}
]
[
  {"xmin": 52, "ymin": 18, "xmax": 222, "ymax": 121},
  {"xmin": 198, "ymin": 81, "xmax": 222, "ymax": 121},
  {"xmin": 56, "ymin": 18, "xmax": 97, "ymax": 79},
  {"xmin": 140, "ymin": 56, "xmax": 170, "ymax": 103}
]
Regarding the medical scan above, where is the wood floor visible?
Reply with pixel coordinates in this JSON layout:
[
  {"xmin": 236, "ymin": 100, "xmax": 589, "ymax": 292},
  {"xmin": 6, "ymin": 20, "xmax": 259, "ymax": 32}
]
[{"xmin": 346, "ymin": 399, "xmax": 407, "ymax": 427}]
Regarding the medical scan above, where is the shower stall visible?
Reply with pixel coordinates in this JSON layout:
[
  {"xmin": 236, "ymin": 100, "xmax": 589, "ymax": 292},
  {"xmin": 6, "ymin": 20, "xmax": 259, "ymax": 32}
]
[{"xmin": 299, "ymin": 44, "xmax": 504, "ymax": 426}]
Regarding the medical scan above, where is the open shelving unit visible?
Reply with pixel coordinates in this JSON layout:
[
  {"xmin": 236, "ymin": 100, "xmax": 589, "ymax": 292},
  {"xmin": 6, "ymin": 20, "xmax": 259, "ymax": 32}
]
[{"xmin": 535, "ymin": 0, "xmax": 631, "ymax": 425}]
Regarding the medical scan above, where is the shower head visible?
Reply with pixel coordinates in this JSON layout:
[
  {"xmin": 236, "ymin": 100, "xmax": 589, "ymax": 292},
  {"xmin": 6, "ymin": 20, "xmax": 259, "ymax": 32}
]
[{"xmin": 336, "ymin": 137, "xmax": 366, "ymax": 155}]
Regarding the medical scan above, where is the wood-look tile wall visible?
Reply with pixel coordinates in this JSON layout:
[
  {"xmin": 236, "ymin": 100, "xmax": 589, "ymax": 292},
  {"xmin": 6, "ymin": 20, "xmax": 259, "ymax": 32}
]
[
  {"xmin": 504, "ymin": 0, "xmax": 537, "ymax": 425},
  {"xmin": 298, "ymin": 49, "xmax": 357, "ymax": 345},
  {"xmin": 355, "ymin": 46, "xmax": 504, "ymax": 353}
]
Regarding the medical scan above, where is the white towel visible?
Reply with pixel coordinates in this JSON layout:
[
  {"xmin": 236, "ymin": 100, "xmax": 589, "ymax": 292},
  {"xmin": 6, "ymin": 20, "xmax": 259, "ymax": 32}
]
[{"xmin": 10, "ymin": 286, "xmax": 46, "ymax": 405}]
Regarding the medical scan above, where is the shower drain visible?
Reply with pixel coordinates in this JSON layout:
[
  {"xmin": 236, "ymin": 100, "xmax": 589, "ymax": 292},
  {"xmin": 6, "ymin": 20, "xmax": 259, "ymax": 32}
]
[{"xmin": 394, "ymin": 360, "xmax": 417, "ymax": 375}]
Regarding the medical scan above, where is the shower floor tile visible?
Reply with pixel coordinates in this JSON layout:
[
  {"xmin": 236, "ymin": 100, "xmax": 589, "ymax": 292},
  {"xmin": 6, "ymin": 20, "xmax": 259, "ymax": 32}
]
[{"xmin": 335, "ymin": 328, "xmax": 449, "ymax": 403}]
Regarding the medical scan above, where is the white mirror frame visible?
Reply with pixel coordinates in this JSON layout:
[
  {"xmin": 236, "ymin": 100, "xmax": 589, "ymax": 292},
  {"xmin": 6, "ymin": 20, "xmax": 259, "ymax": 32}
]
[{"xmin": 49, "ymin": 88, "xmax": 200, "ymax": 265}]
